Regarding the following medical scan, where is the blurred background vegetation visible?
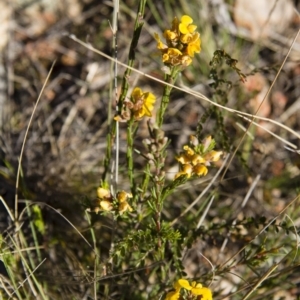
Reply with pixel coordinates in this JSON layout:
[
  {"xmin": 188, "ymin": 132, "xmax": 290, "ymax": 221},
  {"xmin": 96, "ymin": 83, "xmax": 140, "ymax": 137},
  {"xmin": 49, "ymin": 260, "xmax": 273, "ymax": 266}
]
[{"xmin": 0, "ymin": 0, "xmax": 300, "ymax": 299}]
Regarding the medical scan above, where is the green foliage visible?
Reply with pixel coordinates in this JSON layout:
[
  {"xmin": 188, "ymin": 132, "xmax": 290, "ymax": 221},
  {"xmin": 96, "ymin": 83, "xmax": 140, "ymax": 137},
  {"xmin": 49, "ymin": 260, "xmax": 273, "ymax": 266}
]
[
  {"xmin": 1, "ymin": 238, "xmax": 16, "ymax": 269},
  {"xmin": 32, "ymin": 205, "xmax": 45, "ymax": 235},
  {"xmin": 112, "ymin": 222, "xmax": 181, "ymax": 266},
  {"xmin": 209, "ymin": 50, "xmax": 247, "ymax": 87}
]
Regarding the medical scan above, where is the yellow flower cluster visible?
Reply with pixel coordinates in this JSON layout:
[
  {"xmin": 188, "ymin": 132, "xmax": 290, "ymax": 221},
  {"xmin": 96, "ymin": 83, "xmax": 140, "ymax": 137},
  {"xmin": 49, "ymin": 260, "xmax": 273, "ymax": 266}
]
[
  {"xmin": 155, "ymin": 15, "xmax": 201, "ymax": 67},
  {"xmin": 175, "ymin": 136, "xmax": 222, "ymax": 179},
  {"xmin": 89, "ymin": 187, "xmax": 133, "ymax": 215},
  {"xmin": 166, "ymin": 279, "xmax": 212, "ymax": 300},
  {"xmin": 115, "ymin": 87, "xmax": 156, "ymax": 122}
]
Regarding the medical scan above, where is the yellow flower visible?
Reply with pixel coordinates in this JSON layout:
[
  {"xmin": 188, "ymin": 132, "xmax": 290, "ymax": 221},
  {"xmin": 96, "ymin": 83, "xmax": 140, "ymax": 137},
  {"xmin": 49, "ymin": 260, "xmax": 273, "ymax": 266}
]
[
  {"xmin": 191, "ymin": 154, "xmax": 205, "ymax": 165},
  {"xmin": 131, "ymin": 87, "xmax": 156, "ymax": 119},
  {"xmin": 89, "ymin": 198, "xmax": 113, "ymax": 213},
  {"xmin": 117, "ymin": 190, "xmax": 133, "ymax": 214},
  {"xmin": 97, "ymin": 187, "xmax": 110, "ymax": 199},
  {"xmin": 100, "ymin": 200, "xmax": 113, "ymax": 211},
  {"xmin": 164, "ymin": 29, "xmax": 178, "ymax": 42},
  {"xmin": 186, "ymin": 32, "xmax": 201, "ymax": 57},
  {"xmin": 141, "ymin": 92, "xmax": 156, "ymax": 117},
  {"xmin": 193, "ymin": 164, "xmax": 208, "ymax": 176},
  {"xmin": 176, "ymin": 153, "xmax": 191, "ymax": 164},
  {"xmin": 177, "ymin": 279, "xmax": 192, "ymax": 290},
  {"xmin": 165, "ymin": 290, "xmax": 180, "ymax": 300},
  {"xmin": 94, "ymin": 186, "xmax": 114, "ymax": 212},
  {"xmin": 165, "ymin": 278, "xmax": 182, "ymax": 300},
  {"xmin": 154, "ymin": 33, "xmax": 168, "ymax": 50},
  {"xmin": 177, "ymin": 146, "xmax": 205, "ymax": 165},
  {"xmin": 204, "ymin": 150, "xmax": 223, "ymax": 162},
  {"xmin": 175, "ymin": 279, "xmax": 213, "ymax": 300},
  {"xmin": 183, "ymin": 145, "xmax": 195, "ymax": 156},
  {"xmin": 154, "ymin": 15, "xmax": 201, "ymax": 67},
  {"xmin": 176, "ymin": 145, "xmax": 194, "ymax": 164},
  {"xmin": 179, "ymin": 15, "xmax": 197, "ymax": 35},
  {"xmin": 175, "ymin": 163, "xmax": 193, "ymax": 179},
  {"xmin": 192, "ymin": 287, "xmax": 212, "ymax": 299},
  {"xmin": 181, "ymin": 55, "xmax": 192, "ymax": 66},
  {"xmin": 117, "ymin": 190, "xmax": 132, "ymax": 203},
  {"xmin": 174, "ymin": 135, "xmax": 222, "ymax": 181},
  {"xmin": 162, "ymin": 48, "xmax": 183, "ymax": 65},
  {"xmin": 119, "ymin": 201, "xmax": 133, "ymax": 214}
]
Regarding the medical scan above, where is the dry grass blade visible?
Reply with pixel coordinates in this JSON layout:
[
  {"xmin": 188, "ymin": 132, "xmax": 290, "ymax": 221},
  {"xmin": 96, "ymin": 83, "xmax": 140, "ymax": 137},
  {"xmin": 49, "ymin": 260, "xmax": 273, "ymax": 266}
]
[
  {"xmin": 0, "ymin": 195, "xmax": 14, "ymax": 222},
  {"xmin": 14, "ymin": 61, "xmax": 56, "ymax": 220},
  {"xmin": 242, "ymin": 264, "xmax": 279, "ymax": 299}
]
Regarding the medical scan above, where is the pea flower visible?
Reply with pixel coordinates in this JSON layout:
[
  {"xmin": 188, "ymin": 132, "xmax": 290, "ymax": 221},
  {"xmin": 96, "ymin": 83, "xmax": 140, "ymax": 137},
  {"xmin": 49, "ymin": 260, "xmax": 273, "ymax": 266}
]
[
  {"xmin": 87, "ymin": 185, "xmax": 134, "ymax": 215},
  {"xmin": 165, "ymin": 290, "xmax": 180, "ymax": 300},
  {"xmin": 117, "ymin": 190, "xmax": 133, "ymax": 215},
  {"xmin": 164, "ymin": 30, "xmax": 178, "ymax": 42},
  {"xmin": 155, "ymin": 15, "xmax": 201, "ymax": 67},
  {"xmin": 163, "ymin": 51, "xmax": 192, "ymax": 67},
  {"xmin": 166, "ymin": 278, "xmax": 213, "ymax": 300},
  {"xmin": 204, "ymin": 150, "xmax": 223, "ymax": 163},
  {"xmin": 179, "ymin": 15, "xmax": 197, "ymax": 35},
  {"xmin": 175, "ymin": 135, "xmax": 222, "ymax": 180},
  {"xmin": 193, "ymin": 164, "xmax": 208, "ymax": 176},
  {"xmin": 96, "ymin": 187, "xmax": 113, "ymax": 212},
  {"xmin": 165, "ymin": 280, "xmax": 181, "ymax": 300},
  {"xmin": 174, "ymin": 163, "xmax": 193, "ymax": 179},
  {"xmin": 115, "ymin": 87, "xmax": 156, "ymax": 121},
  {"xmin": 186, "ymin": 33, "xmax": 201, "ymax": 57},
  {"xmin": 86, "ymin": 186, "xmax": 113, "ymax": 214},
  {"xmin": 154, "ymin": 33, "xmax": 168, "ymax": 50},
  {"xmin": 182, "ymin": 280, "xmax": 212, "ymax": 299},
  {"xmin": 97, "ymin": 187, "xmax": 110, "ymax": 198},
  {"xmin": 131, "ymin": 87, "xmax": 156, "ymax": 119}
]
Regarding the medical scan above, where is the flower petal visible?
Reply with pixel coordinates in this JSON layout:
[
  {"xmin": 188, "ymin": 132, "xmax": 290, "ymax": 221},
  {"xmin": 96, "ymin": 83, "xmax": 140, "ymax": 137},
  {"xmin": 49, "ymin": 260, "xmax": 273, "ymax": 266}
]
[
  {"xmin": 204, "ymin": 150, "xmax": 223, "ymax": 162},
  {"xmin": 191, "ymin": 287, "xmax": 213, "ymax": 300},
  {"xmin": 119, "ymin": 201, "xmax": 133, "ymax": 214},
  {"xmin": 177, "ymin": 279, "xmax": 192, "ymax": 290},
  {"xmin": 193, "ymin": 164, "xmax": 208, "ymax": 176},
  {"xmin": 97, "ymin": 187, "xmax": 110, "ymax": 199},
  {"xmin": 164, "ymin": 29, "xmax": 178, "ymax": 41},
  {"xmin": 181, "ymin": 15, "xmax": 193, "ymax": 25},
  {"xmin": 179, "ymin": 15, "xmax": 194, "ymax": 34},
  {"xmin": 100, "ymin": 200, "xmax": 113, "ymax": 211},
  {"xmin": 131, "ymin": 87, "xmax": 143, "ymax": 100},
  {"xmin": 165, "ymin": 290, "xmax": 180, "ymax": 300}
]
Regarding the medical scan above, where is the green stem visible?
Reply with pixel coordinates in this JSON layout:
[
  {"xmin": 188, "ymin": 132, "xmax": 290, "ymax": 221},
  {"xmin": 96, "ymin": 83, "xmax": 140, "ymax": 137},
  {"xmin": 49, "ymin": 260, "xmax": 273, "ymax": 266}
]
[
  {"xmin": 102, "ymin": 0, "xmax": 147, "ymax": 182},
  {"xmin": 157, "ymin": 68, "xmax": 179, "ymax": 127},
  {"xmin": 127, "ymin": 118, "xmax": 136, "ymax": 190},
  {"xmin": 102, "ymin": 120, "xmax": 116, "ymax": 182},
  {"xmin": 141, "ymin": 163, "xmax": 150, "ymax": 197},
  {"xmin": 85, "ymin": 212, "xmax": 100, "ymax": 297}
]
